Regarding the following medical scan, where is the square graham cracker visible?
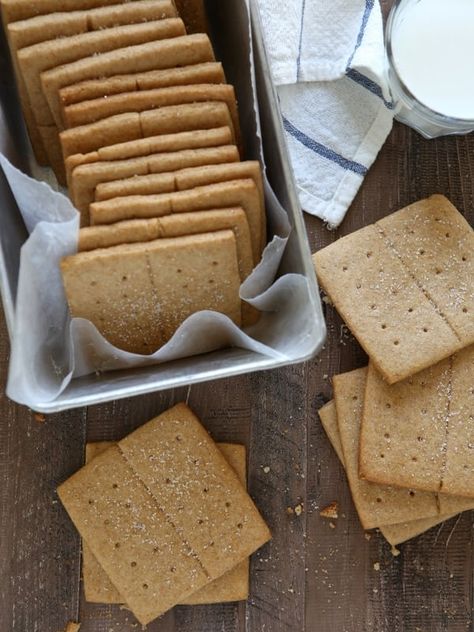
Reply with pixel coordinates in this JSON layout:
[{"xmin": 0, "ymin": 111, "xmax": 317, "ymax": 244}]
[
  {"xmin": 71, "ymin": 144, "xmax": 239, "ymax": 226},
  {"xmin": 83, "ymin": 441, "xmax": 249, "ymax": 605},
  {"xmin": 41, "ymin": 33, "xmax": 215, "ymax": 133},
  {"xmin": 313, "ymin": 196, "xmax": 473, "ymax": 384},
  {"xmin": 332, "ymin": 368, "xmax": 440, "ymax": 529},
  {"xmin": 18, "ymin": 19, "xmax": 186, "ymax": 179},
  {"xmin": 360, "ymin": 346, "xmax": 474, "ymax": 498},
  {"xmin": 59, "ymin": 62, "xmax": 225, "ymax": 108},
  {"xmin": 60, "ymin": 102, "xmax": 233, "ymax": 160},
  {"xmin": 65, "ymin": 126, "xmax": 233, "ymax": 188},
  {"xmin": 58, "ymin": 403, "xmax": 270, "ymax": 625},
  {"xmin": 61, "ymin": 84, "xmax": 241, "ymax": 148},
  {"xmin": 5, "ymin": 0, "xmax": 177, "ymax": 162},
  {"xmin": 18, "ymin": 19, "xmax": 185, "ymax": 128},
  {"xmin": 318, "ymin": 401, "xmax": 458, "ymax": 547},
  {"xmin": 89, "ymin": 179, "xmax": 262, "ymax": 262},
  {"xmin": 78, "ymin": 208, "xmax": 253, "ymax": 283},
  {"xmin": 61, "ymin": 230, "xmax": 242, "ymax": 354}
]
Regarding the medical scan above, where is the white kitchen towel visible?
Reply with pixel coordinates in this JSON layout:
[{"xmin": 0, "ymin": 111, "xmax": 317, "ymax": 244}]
[{"xmin": 256, "ymin": 0, "xmax": 394, "ymax": 228}]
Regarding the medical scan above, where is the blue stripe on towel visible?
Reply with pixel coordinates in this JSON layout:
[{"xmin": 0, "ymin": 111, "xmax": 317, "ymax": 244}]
[
  {"xmin": 347, "ymin": 0, "xmax": 375, "ymax": 69},
  {"xmin": 347, "ymin": 68, "xmax": 394, "ymax": 109},
  {"xmin": 283, "ymin": 117, "xmax": 368, "ymax": 176},
  {"xmin": 296, "ymin": 0, "xmax": 307, "ymax": 81}
]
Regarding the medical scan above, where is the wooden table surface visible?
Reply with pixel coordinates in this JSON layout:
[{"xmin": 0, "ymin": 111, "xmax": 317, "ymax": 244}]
[{"xmin": 1, "ymin": 2, "xmax": 473, "ymax": 631}]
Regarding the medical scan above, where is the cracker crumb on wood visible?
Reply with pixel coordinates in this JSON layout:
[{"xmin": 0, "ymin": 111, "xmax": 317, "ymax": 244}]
[
  {"xmin": 33, "ymin": 412, "xmax": 46, "ymax": 423},
  {"xmin": 320, "ymin": 501, "xmax": 339, "ymax": 520},
  {"xmin": 373, "ymin": 562, "xmax": 380, "ymax": 571},
  {"xmin": 294, "ymin": 503, "xmax": 303, "ymax": 516}
]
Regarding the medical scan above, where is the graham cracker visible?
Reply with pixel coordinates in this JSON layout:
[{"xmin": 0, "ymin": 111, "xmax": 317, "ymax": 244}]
[
  {"xmin": 90, "ymin": 179, "xmax": 262, "ymax": 262},
  {"xmin": 78, "ymin": 208, "xmax": 253, "ymax": 283},
  {"xmin": 96, "ymin": 162, "xmax": 264, "ymax": 244},
  {"xmin": 41, "ymin": 33, "xmax": 215, "ymax": 133},
  {"xmin": 332, "ymin": 368, "xmax": 440, "ymax": 529},
  {"xmin": 60, "ymin": 102, "xmax": 233, "ymax": 160},
  {"xmin": 83, "ymin": 441, "xmax": 249, "ymax": 605},
  {"xmin": 313, "ymin": 196, "xmax": 473, "ymax": 383},
  {"xmin": 360, "ymin": 346, "xmax": 474, "ymax": 498},
  {"xmin": 59, "ymin": 61, "xmax": 225, "ymax": 107},
  {"xmin": 8, "ymin": 0, "xmax": 176, "ymax": 49},
  {"xmin": 66, "ymin": 126, "xmax": 233, "ymax": 188},
  {"xmin": 19, "ymin": 19, "xmax": 185, "ymax": 127},
  {"xmin": 0, "ymin": 0, "xmax": 128, "ymax": 22},
  {"xmin": 62, "ymin": 84, "xmax": 240, "ymax": 147},
  {"xmin": 377, "ymin": 195, "xmax": 474, "ymax": 345},
  {"xmin": 94, "ymin": 161, "xmax": 265, "ymax": 259},
  {"xmin": 60, "ymin": 443, "xmax": 210, "ymax": 625},
  {"xmin": 58, "ymin": 403, "xmax": 270, "ymax": 624},
  {"xmin": 5, "ymin": 10, "xmax": 87, "ymax": 163},
  {"xmin": 71, "ymin": 145, "xmax": 239, "ymax": 225},
  {"xmin": 65, "ymin": 126, "xmax": 233, "ymax": 186},
  {"xmin": 60, "ymin": 231, "xmax": 242, "ymax": 353},
  {"xmin": 18, "ymin": 19, "xmax": 186, "ymax": 178},
  {"xmin": 317, "ymin": 400, "xmax": 459, "ymax": 547}
]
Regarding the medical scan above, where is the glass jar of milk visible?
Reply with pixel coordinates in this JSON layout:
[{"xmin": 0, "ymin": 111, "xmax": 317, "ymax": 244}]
[{"xmin": 386, "ymin": 0, "xmax": 474, "ymax": 138}]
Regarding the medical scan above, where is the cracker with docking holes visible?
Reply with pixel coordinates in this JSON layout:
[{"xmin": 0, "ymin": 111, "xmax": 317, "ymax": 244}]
[
  {"xmin": 90, "ymin": 178, "xmax": 263, "ymax": 261},
  {"xmin": 19, "ymin": 19, "xmax": 184, "ymax": 127},
  {"xmin": 41, "ymin": 33, "xmax": 214, "ymax": 132},
  {"xmin": 62, "ymin": 84, "xmax": 241, "ymax": 148},
  {"xmin": 58, "ymin": 403, "xmax": 270, "ymax": 625},
  {"xmin": 5, "ymin": 0, "xmax": 177, "ymax": 163},
  {"xmin": 97, "ymin": 160, "xmax": 263, "ymax": 211},
  {"xmin": 18, "ymin": 19, "xmax": 185, "ymax": 180},
  {"xmin": 94, "ymin": 161, "xmax": 264, "ymax": 260},
  {"xmin": 0, "ymin": 0, "xmax": 127, "ymax": 22},
  {"xmin": 82, "ymin": 441, "xmax": 249, "ymax": 605},
  {"xmin": 60, "ymin": 231, "xmax": 242, "ymax": 353},
  {"xmin": 318, "ymin": 401, "xmax": 459, "ymax": 547},
  {"xmin": 79, "ymin": 208, "xmax": 253, "ymax": 282},
  {"xmin": 78, "ymin": 207, "xmax": 260, "ymax": 328},
  {"xmin": 360, "ymin": 346, "xmax": 474, "ymax": 498},
  {"xmin": 71, "ymin": 145, "xmax": 239, "ymax": 225},
  {"xmin": 65, "ymin": 126, "xmax": 233, "ymax": 186},
  {"xmin": 332, "ymin": 368, "xmax": 441, "ymax": 529},
  {"xmin": 313, "ymin": 196, "xmax": 473, "ymax": 384},
  {"xmin": 59, "ymin": 61, "xmax": 225, "ymax": 108},
  {"xmin": 60, "ymin": 102, "xmax": 233, "ymax": 161}
]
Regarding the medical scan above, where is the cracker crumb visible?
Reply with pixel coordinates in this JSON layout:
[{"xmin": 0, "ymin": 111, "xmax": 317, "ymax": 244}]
[
  {"xmin": 373, "ymin": 562, "xmax": 380, "ymax": 571},
  {"xmin": 294, "ymin": 504, "xmax": 303, "ymax": 516},
  {"xmin": 262, "ymin": 466, "xmax": 270, "ymax": 474},
  {"xmin": 391, "ymin": 546, "xmax": 401, "ymax": 557},
  {"xmin": 34, "ymin": 412, "xmax": 46, "ymax": 423},
  {"xmin": 322, "ymin": 295, "xmax": 332, "ymax": 305},
  {"xmin": 329, "ymin": 522, "xmax": 336, "ymax": 529},
  {"xmin": 286, "ymin": 507, "xmax": 294, "ymax": 515},
  {"xmin": 365, "ymin": 533, "xmax": 372, "ymax": 541},
  {"xmin": 323, "ymin": 374, "xmax": 329, "ymax": 381},
  {"xmin": 320, "ymin": 501, "xmax": 339, "ymax": 520}
]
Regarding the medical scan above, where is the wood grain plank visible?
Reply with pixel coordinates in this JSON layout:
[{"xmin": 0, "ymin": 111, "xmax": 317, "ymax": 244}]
[{"xmin": 0, "ymin": 314, "xmax": 87, "ymax": 632}]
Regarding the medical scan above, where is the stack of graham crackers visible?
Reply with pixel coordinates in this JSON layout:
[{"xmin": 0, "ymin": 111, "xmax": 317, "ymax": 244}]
[
  {"xmin": 313, "ymin": 195, "xmax": 474, "ymax": 547},
  {"xmin": 58, "ymin": 403, "xmax": 271, "ymax": 626},
  {"xmin": 2, "ymin": 0, "xmax": 265, "ymax": 353}
]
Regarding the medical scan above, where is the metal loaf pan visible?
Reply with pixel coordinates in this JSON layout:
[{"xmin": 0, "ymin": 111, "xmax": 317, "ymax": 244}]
[{"xmin": 0, "ymin": 0, "xmax": 325, "ymax": 412}]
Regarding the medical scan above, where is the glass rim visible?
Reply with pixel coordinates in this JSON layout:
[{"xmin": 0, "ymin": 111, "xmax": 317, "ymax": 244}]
[{"xmin": 386, "ymin": 0, "xmax": 474, "ymax": 127}]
